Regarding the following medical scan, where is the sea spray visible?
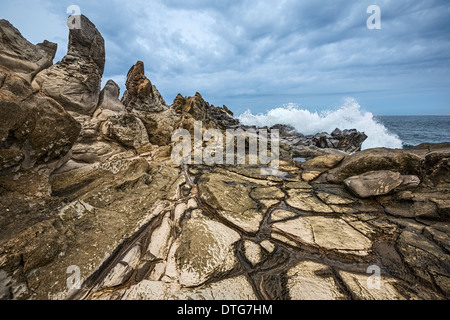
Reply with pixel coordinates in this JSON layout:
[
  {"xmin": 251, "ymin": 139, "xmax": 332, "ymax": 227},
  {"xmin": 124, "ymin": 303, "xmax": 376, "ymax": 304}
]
[{"xmin": 238, "ymin": 98, "xmax": 403, "ymax": 150}]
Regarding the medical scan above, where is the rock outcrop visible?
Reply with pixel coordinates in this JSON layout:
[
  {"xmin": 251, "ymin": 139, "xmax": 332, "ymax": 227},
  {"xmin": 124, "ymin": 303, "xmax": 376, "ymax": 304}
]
[
  {"xmin": 32, "ymin": 15, "xmax": 105, "ymax": 115},
  {"xmin": 0, "ymin": 17, "xmax": 449, "ymax": 302},
  {"xmin": 0, "ymin": 67, "xmax": 80, "ymax": 175},
  {"xmin": 0, "ymin": 19, "xmax": 57, "ymax": 83}
]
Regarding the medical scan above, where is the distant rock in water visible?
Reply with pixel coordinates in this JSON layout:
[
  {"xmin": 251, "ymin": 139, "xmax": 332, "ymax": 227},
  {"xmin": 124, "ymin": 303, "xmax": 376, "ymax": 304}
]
[{"xmin": 0, "ymin": 16, "xmax": 449, "ymax": 302}]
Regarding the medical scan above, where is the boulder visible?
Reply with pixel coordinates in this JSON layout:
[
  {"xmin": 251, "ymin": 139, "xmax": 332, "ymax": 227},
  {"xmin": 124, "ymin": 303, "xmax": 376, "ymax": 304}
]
[
  {"xmin": 0, "ymin": 20, "xmax": 57, "ymax": 83},
  {"xmin": 32, "ymin": 15, "xmax": 104, "ymax": 115},
  {"xmin": 344, "ymin": 170, "xmax": 420, "ymax": 198},
  {"xmin": 327, "ymin": 148, "xmax": 423, "ymax": 183}
]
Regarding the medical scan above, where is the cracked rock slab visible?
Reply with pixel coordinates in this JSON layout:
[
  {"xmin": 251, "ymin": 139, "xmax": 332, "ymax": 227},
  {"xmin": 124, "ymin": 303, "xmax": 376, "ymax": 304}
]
[
  {"xmin": 272, "ymin": 216, "xmax": 373, "ymax": 256},
  {"xmin": 199, "ymin": 172, "xmax": 266, "ymax": 234},
  {"xmin": 286, "ymin": 189, "xmax": 333, "ymax": 213},
  {"xmin": 287, "ymin": 261, "xmax": 346, "ymax": 300},
  {"xmin": 338, "ymin": 270, "xmax": 413, "ymax": 300},
  {"xmin": 176, "ymin": 214, "xmax": 240, "ymax": 287}
]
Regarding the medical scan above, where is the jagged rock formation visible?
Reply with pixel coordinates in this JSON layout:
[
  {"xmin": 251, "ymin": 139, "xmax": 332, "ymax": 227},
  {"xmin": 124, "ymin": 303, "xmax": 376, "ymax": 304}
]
[
  {"xmin": 0, "ymin": 16, "xmax": 449, "ymax": 301},
  {"xmin": 32, "ymin": 15, "xmax": 105, "ymax": 115},
  {"xmin": 0, "ymin": 20, "xmax": 57, "ymax": 83}
]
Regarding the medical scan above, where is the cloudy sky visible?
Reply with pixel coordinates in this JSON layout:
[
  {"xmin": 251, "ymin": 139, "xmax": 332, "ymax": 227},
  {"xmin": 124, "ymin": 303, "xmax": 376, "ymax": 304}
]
[{"xmin": 2, "ymin": 0, "xmax": 450, "ymax": 115}]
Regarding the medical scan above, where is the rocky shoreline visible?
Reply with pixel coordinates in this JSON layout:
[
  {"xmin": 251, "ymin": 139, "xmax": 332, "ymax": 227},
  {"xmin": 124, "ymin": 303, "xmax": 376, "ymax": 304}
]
[{"xmin": 0, "ymin": 16, "xmax": 449, "ymax": 300}]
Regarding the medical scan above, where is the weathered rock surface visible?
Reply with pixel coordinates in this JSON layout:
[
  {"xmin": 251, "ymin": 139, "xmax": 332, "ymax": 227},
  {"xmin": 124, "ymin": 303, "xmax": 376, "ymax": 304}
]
[
  {"xmin": 0, "ymin": 19, "xmax": 57, "ymax": 83},
  {"xmin": 0, "ymin": 17, "xmax": 449, "ymax": 302},
  {"xmin": 272, "ymin": 216, "xmax": 373, "ymax": 257},
  {"xmin": 0, "ymin": 67, "xmax": 80, "ymax": 175},
  {"xmin": 32, "ymin": 15, "xmax": 104, "ymax": 115},
  {"xmin": 327, "ymin": 148, "xmax": 423, "ymax": 183},
  {"xmin": 176, "ymin": 212, "xmax": 241, "ymax": 287},
  {"xmin": 344, "ymin": 170, "xmax": 420, "ymax": 198},
  {"xmin": 287, "ymin": 261, "xmax": 346, "ymax": 300},
  {"xmin": 121, "ymin": 61, "xmax": 166, "ymax": 113}
]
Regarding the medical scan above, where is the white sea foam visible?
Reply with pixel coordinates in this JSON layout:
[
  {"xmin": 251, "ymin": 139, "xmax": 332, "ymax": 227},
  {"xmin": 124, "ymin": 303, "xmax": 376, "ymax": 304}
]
[{"xmin": 237, "ymin": 98, "xmax": 403, "ymax": 150}]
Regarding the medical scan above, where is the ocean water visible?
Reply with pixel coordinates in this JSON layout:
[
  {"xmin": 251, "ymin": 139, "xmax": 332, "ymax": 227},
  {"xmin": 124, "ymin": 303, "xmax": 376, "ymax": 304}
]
[
  {"xmin": 375, "ymin": 115, "xmax": 450, "ymax": 149},
  {"xmin": 237, "ymin": 98, "xmax": 449, "ymax": 150}
]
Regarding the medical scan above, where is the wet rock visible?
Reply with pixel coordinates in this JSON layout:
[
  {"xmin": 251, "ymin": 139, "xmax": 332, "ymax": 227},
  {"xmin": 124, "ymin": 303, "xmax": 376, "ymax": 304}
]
[
  {"xmin": 344, "ymin": 170, "xmax": 420, "ymax": 198},
  {"xmin": 0, "ymin": 20, "xmax": 57, "ymax": 83}
]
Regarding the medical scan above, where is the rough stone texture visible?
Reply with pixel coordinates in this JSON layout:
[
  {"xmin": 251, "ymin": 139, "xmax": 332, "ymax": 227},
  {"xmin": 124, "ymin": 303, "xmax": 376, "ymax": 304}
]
[
  {"xmin": 285, "ymin": 189, "xmax": 334, "ymax": 213},
  {"xmin": 67, "ymin": 15, "xmax": 105, "ymax": 74},
  {"xmin": 0, "ymin": 19, "xmax": 57, "ymax": 83},
  {"xmin": 32, "ymin": 15, "xmax": 104, "ymax": 115},
  {"xmin": 0, "ymin": 67, "xmax": 80, "ymax": 174},
  {"xmin": 199, "ymin": 172, "xmax": 267, "ymax": 234},
  {"xmin": 312, "ymin": 128, "xmax": 367, "ymax": 153},
  {"xmin": 100, "ymin": 114, "xmax": 151, "ymax": 151},
  {"xmin": 272, "ymin": 216, "xmax": 373, "ymax": 257},
  {"xmin": 344, "ymin": 170, "xmax": 420, "ymax": 198},
  {"xmin": 242, "ymin": 240, "xmax": 263, "ymax": 267},
  {"xmin": 121, "ymin": 61, "xmax": 166, "ymax": 113},
  {"xmin": 96, "ymin": 80, "xmax": 125, "ymax": 113},
  {"xmin": 397, "ymin": 231, "xmax": 450, "ymax": 295},
  {"xmin": 172, "ymin": 92, "xmax": 239, "ymax": 130},
  {"xmin": 0, "ymin": 16, "xmax": 449, "ymax": 302},
  {"xmin": 175, "ymin": 214, "xmax": 240, "ymax": 287},
  {"xmin": 338, "ymin": 271, "xmax": 412, "ymax": 300},
  {"xmin": 327, "ymin": 148, "xmax": 423, "ymax": 183},
  {"xmin": 120, "ymin": 276, "xmax": 257, "ymax": 300},
  {"xmin": 287, "ymin": 261, "xmax": 346, "ymax": 300}
]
